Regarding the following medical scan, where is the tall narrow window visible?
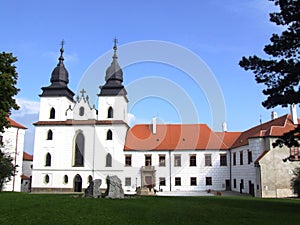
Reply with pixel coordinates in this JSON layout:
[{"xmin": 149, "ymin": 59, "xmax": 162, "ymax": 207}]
[
  {"xmin": 174, "ymin": 155, "xmax": 181, "ymax": 167},
  {"xmin": 45, "ymin": 153, "xmax": 51, "ymax": 167},
  {"xmin": 64, "ymin": 175, "xmax": 68, "ymax": 184},
  {"xmin": 79, "ymin": 107, "xmax": 84, "ymax": 116},
  {"xmin": 74, "ymin": 132, "xmax": 84, "ymax": 166},
  {"xmin": 106, "ymin": 153, "xmax": 112, "ymax": 167},
  {"xmin": 220, "ymin": 154, "xmax": 227, "ymax": 166},
  {"xmin": 50, "ymin": 107, "xmax": 55, "ymax": 119},
  {"xmin": 248, "ymin": 150, "xmax": 253, "ymax": 164},
  {"xmin": 47, "ymin": 129, "xmax": 53, "ymax": 140},
  {"xmin": 107, "ymin": 129, "xmax": 112, "ymax": 140},
  {"xmin": 108, "ymin": 107, "xmax": 113, "ymax": 118},
  {"xmin": 159, "ymin": 155, "xmax": 166, "ymax": 167},
  {"xmin": 205, "ymin": 154, "xmax": 212, "ymax": 166},
  {"xmin": 145, "ymin": 155, "xmax": 152, "ymax": 166},
  {"xmin": 240, "ymin": 151, "xmax": 243, "ymax": 165},
  {"xmin": 233, "ymin": 152, "xmax": 236, "ymax": 166},
  {"xmin": 44, "ymin": 174, "xmax": 50, "ymax": 184},
  {"xmin": 190, "ymin": 155, "xmax": 196, "ymax": 166},
  {"xmin": 125, "ymin": 155, "xmax": 132, "ymax": 167}
]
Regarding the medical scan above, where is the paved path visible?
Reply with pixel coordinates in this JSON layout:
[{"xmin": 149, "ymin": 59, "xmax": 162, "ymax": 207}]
[{"xmin": 156, "ymin": 190, "xmax": 251, "ymax": 197}]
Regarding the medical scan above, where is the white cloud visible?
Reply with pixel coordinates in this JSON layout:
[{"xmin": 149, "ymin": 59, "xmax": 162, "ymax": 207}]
[
  {"xmin": 12, "ymin": 98, "xmax": 40, "ymax": 117},
  {"xmin": 128, "ymin": 113, "xmax": 136, "ymax": 127}
]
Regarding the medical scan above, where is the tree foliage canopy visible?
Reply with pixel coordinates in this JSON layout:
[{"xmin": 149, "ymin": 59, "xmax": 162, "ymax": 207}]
[
  {"xmin": 239, "ymin": 0, "xmax": 300, "ymax": 109},
  {"xmin": 0, "ymin": 149, "xmax": 17, "ymax": 191},
  {"xmin": 0, "ymin": 52, "xmax": 19, "ymax": 133},
  {"xmin": 291, "ymin": 167, "xmax": 300, "ymax": 197}
]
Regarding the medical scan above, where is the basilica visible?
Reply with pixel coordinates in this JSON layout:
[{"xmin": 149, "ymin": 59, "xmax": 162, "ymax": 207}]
[{"xmin": 31, "ymin": 42, "xmax": 300, "ymax": 198}]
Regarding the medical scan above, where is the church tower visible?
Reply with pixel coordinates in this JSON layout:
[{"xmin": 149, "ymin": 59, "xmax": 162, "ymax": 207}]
[
  {"xmin": 39, "ymin": 42, "xmax": 75, "ymax": 121},
  {"xmin": 97, "ymin": 39, "xmax": 128, "ymax": 123}
]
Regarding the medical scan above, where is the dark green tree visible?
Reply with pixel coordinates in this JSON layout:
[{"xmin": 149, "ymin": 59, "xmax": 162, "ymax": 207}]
[
  {"xmin": 291, "ymin": 167, "xmax": 300, "ymax": 197},
  {"xmin": 0, "ymin": 52, "xmax": 19, "ymax": 133},
  {"xmin": 0, "ymin": 150, "xmax": 17, "ymax": 191},
  {"xmin": 239, "ymin": 0, "xmax": 300, "ymax": 148},
  {"xmin": 239, "ymin": 0, "xmax": 300, "ymax": 108}
]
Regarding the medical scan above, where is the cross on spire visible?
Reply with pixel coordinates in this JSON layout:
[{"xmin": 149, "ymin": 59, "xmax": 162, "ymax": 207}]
[
  {"xmin": 58, "ymin": 39, "xmax": 65, "ymax": 63},
  {"xmin": 80, "ymin": 88, "xmax": 86, "ymax": 98}
]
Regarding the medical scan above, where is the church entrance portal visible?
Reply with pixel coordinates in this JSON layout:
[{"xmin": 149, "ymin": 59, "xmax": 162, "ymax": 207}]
[{"xmin": 74, "ymin": 174, "xmax": 82, "ymax": 192}]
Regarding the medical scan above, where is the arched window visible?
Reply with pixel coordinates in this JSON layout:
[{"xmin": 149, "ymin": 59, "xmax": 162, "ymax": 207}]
[
  {"xmin": 44, "ymin": 174, "xmax": 50, "ymax": 184},
  {"xmin": 79, "ymin": 107, "xmax": 84, "ymax": 116},
  {"xmin": 50, "ymin": 107, "xmax": 55, "ymax": 119},
  {"xmin": 107, "ymin": 129, "xmax": 112, "ymax": 140},
  {"xmin": 45, "ymin": 153, "xmax": 51, "ymax": 167},
  {"xmin": 106, "ymin": 153, "xmax": 112, "ymax": 167},
  {"xmin": 64, "ymin": 175, "xmax": 68, "ymax": 184},
  {"xmin": 88, "ymin": 175, "xmax": 93, "ymax": 184},
  {"xmin": 108, "ymin": 107, "xmax": 113, "ymax": 118},
  {"xmin": 74, "ymin": 132, "xmax": 84, "ymax": 166},
  {"xmin": 47, "ymin": 129, "xmax": 53, "ymax": 140},
  {"xmin": 74, "ymin": 174, "xmax": 82, "ymax": 192}
]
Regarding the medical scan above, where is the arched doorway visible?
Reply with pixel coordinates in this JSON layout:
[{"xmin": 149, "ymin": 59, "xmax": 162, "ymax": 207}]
[{"xmin": 74, "ymin": 174, "xmax": 82, "ymax": 192}]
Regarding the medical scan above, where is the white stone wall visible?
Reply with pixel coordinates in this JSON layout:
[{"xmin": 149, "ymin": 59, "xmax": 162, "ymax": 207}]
[
  {"xmin": 98, "ymin": 96, "xmax": 128, "ymax": 122},
  {"xmin": 259, "ymin": 138, "xmax": 298, "ymax": 198},
  {"xmin": 123, "ymin": 150, "xmax": 230, "ymax": 192},
  {"xmin": 0, "ymin": 126, "xmax": 25, "ymax": 192},
  {"xmin": 39, "ymin": 97, "xmax": 74, "ymax": 121}
]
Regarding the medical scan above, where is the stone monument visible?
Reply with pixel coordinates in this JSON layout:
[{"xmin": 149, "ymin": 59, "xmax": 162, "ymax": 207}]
[
  {"xmin": 105, "ymin": 175, "xmax": 124, "ymax": 199},
  {"xmin": 84, "ymin": 179, "xmax": 102, "ymax": 198}
]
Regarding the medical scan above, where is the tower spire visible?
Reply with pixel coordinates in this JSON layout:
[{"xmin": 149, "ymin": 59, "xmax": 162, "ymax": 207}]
[
  {"xmin": 113, "ymin": 37, "xmax": 118, "ymax": 59},
  {"xmin": 58, "ymin": 39, "xmax": 65, "ymax": 64}
]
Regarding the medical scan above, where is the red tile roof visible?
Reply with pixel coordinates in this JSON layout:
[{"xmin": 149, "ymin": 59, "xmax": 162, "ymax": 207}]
[
  {"xmin": 7, "ymin": 117, "xmax": 27, "ymax": 129},
  {"xmin": 124, "ymin": 124, "xmax": 241, "ymax": 151},
  {"xmin": 232, "ymin": 114, "xmax": 299, "ymax": 148},
  {"xmin": 125, "ymin": 114, "xmax": 298, "ymax": 151},
  {"xmin": 23, "ymin": 152, "xmax": 33, "ymax": 161}
]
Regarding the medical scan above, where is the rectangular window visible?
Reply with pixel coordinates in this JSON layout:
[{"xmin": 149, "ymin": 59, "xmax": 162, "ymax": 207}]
[
  {"xmin": 125, "ymin": 155, "xmax": 132, "ymax": 167},
  {"xmin": 233, "ymin": 179, "xmax": 236, "ymax": 188},
  {"xmin": 159, "ymin": 155, "xmax": 166, "ymax": 167},
  {"xmin": 175, "ymin": 177, "xmax": 181, "ymax": 186},
  {"xmin": 174, "ymin": 155, "xmax": 181, "ymax": 167},
  {"xmin": 190, "ymin": 154, "xmax": 196, "ymax": 167},
  {"xmin": 240, "ymin": 151, "xmax": 243, "ymax": 165},
  {"xmin": 248, "ymin": 150, "xmax": 253, "ymax": 164},
  {"xmin": 220, "ymin": 154, "xmax": 227, "ymax": 166},
  {"xmin": 205, "ymin": 154, "xmax": 212, "ymax": 166},
  {"xmin": 125, "ymin": 177, "xmax": 131, "ymax": 186},
  {"xmin": 205, "ymin": 177, "xmax": 212, "ymax": 186},
  {"xmin": 233, "ymin": 152, "xmax": 236, "ymax": 166},
  {"xmin": 159, "ymin": 177, "xmax": 166, "ymax": 186},
  {"xmin": 145, "ymin": 155, "xmax": 152, "ymax": 166},
  {"xmin": 190, "ymin": 177, "xmax": 197, "ymax": 186},
  {"xmin": 0, "ymin": 135, "xmax": 3, "ymax": 145}
]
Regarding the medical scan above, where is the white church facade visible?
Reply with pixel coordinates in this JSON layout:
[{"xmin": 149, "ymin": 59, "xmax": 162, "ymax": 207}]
[{"xmin": 31, "ymin": 42, "xmax": 300, "ymax": 198}]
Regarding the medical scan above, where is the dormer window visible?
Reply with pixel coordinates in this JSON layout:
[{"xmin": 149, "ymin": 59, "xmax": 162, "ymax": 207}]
[
  {"xmin": 79, "ymin": 107, "xmax": 84, "ymax": 116},
  {"xmin": 50, "ymin": 107, "xmax": 55, "ymax": 119},
  {"xmin": 108, "ymin": 107, "xmax": 113, "ymax": 118}
]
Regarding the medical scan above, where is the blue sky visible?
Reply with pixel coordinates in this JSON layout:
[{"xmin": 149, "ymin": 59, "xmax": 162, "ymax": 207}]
[{"xmin": 1, "ymin": 0, "xmax": 290, "ymax": 154}]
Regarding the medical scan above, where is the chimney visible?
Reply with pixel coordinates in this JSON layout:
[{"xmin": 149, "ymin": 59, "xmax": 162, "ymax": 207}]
[
  {"xmin": 290, "ymin": 104, "xmax": 298, "ymax": 125},
  {"xmin": 222, "ymin": 122, "xmax": 227, "ymax": 132},
  {"xmin": 271, "ymin": 111, "xmax": 278, "ymax": 120},
  {"xmin": 152, "ymin": 117, "xmax": 157, "ymax": 134}
]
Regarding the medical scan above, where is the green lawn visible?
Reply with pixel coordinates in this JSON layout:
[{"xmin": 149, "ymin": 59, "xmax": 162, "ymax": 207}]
[{"xmin": 0, "ymin": 193, "xmax": 299, "ymax": 225}]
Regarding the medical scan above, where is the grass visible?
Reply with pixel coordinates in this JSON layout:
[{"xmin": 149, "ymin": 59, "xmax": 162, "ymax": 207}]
[{"xmin": 0, "ymin": 193, "xmax": 299, "ymax": 225}]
